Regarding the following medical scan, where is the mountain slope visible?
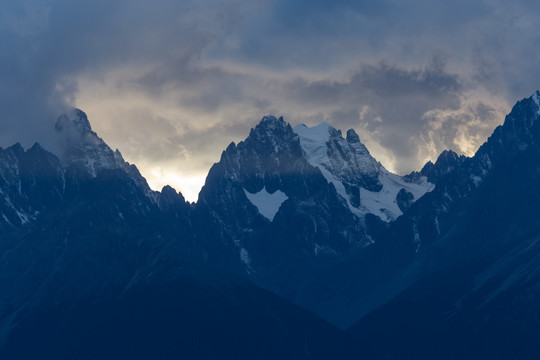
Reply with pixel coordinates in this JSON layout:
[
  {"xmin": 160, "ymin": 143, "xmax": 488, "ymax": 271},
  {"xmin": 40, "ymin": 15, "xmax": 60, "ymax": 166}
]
[
  {"xmin": 2, "ymin": 268, "xmax": 368, "ymax": 360},
  {"xmin": 0, "ymin": 110, "xmax": 197, "ymax": 347},
  {"xmin": 3, "ymin": 92, "xmax": 540, "ymax": 358},
  {"xmin": 347, "ymin": 91, "xmax": 540, "ymax": 358}
]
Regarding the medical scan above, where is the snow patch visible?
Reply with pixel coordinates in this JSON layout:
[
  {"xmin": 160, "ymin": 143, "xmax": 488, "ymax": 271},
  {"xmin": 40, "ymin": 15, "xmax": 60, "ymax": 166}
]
[
  {"xmin": 15, "ymin": 210, "xmax": 29, "ymax": 225},
  {"xmin": 359, "ymin": 169, "xmax": 434, "ymax": 222},
  {"xmin": 239, "ymin": 248, "xmax": 251, "ymax": 267},
  {"xmin": 314, "ymin": 244, "xmax": 337, "ymax": 256},
  {"xmin": 471, "ymin": 175, "xmax": 482, "ymax": 187},
  {"xmin": 1, "ymin": 214, "xmax": 11, "ymax": 225},
  {"xmin": 532, "ymin": 91, "xmax": 540, "ymax": 115},
  {"xmin": 244, "ymin": 187, "xmax": 288, "ymax": 221},
  {"xmin": 413, "ymin": 223, "xmax": 421, "ymax": 253},
  {"xmin": 293, "ymin": 123, "xmax": 334, "ymax": 166}
]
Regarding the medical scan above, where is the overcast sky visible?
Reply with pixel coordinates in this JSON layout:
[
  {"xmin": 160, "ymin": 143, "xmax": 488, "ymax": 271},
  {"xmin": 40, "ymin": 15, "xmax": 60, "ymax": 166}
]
[{"xmin": 2, "ymin": 0, "xmax": 540, "ymax": 201}]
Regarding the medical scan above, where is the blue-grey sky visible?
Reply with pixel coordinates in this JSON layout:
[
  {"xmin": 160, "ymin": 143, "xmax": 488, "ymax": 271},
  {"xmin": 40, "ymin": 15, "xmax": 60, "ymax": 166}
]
[{"xmin": 2, "ymin": 0, "xmax": 540, "ymax": 201}]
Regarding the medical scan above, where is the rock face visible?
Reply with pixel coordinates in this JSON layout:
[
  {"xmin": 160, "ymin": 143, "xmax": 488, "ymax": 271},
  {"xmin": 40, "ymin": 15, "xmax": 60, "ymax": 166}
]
[
  {"xmin": 54, "ymin": 108, "xmax": 120, "ymax": 177},
  {"xmin": 194, "ymin": 115, "xmax": 434, "ymax": 296},
  {"xmin": 0, "ymin": 143, "xmax": 65, "ymax": 230},
  {"xmin": 194, "ymin": 116, "xmax": 361, "ymax": 287},
  {"xmin": 420, "ymin": 149, "xmax": 467, "ymax": 183}
]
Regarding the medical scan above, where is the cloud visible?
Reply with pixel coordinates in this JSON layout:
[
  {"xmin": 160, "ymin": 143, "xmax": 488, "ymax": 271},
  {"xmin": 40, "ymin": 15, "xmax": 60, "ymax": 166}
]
[
  {"xmin": 0, "ymin": 0, "xmax": 255, "ymax": 146},
  {"xmin": 1, "ymin": 0, "xmax": 540, "ymax": 200},
  {"xmin": 419, "ymin": 91, "xmax": 509, "ymax": 161}
]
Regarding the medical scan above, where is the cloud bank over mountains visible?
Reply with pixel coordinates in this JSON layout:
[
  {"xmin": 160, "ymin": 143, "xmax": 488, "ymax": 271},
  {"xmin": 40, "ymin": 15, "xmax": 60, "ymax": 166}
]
[{"xmin": 1, "ymin": 0, "xmax": 538, "ymax": 200}]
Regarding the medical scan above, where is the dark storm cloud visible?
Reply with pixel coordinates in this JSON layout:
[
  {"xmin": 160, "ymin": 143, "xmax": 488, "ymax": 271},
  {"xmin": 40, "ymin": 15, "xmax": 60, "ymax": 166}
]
[
  {"xmin": 206, "ymin": 0, "xmax": 540, "ymax": 103},
  {"xmin": 206, "ymin": 0, "xmax": 492, "ymax": 70},
  {"xmin": 286, "ymin": 60, "xmax": 461, "ymax": 111},
  {"xmin": 0, "ymin": 0, "xmax": 254, "ymax": 149},
  {"xmin": 0, "ymin": 2, "xmax": 65, "ymax": 149},
  {"xmin": 275, "ymin": 60, "xmax": 463, "ymax": 170}
]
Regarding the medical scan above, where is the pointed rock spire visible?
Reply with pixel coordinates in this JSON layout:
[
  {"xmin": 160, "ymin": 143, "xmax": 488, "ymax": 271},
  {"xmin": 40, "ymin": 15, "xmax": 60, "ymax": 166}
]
[
  {"xmin": 346, "ymin": 128, "xmax": 361, "ymax": 144},
  {"xmin": 55, "ymin": 109, "xmax": 92, "ymax": 135}
]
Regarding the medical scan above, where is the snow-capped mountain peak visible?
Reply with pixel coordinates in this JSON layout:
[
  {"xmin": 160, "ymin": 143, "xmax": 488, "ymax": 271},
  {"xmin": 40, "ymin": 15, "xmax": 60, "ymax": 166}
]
[
  {"xmin": 293, "ymin": 122, "xmax": 433, "ymax": 222},
  {"xmin": 54, "ymin": 108, "xmax": 120, "ymax": 177},
  {"xmin": 52, "ymin": 108, "xmax": 158, "ymax": 201}
]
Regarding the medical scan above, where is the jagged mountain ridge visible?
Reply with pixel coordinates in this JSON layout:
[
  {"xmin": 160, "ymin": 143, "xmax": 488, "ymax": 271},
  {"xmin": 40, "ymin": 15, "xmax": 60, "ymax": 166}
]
[
  {"xmin": 193, "ymin": 115, "xmax": 435, "ymax": 299},
  {"xmin": 0, "ymin": 110, "xmax": 432, "ymax": 241},
  {"xmin": 0, "ymin": 143, "xmax": 64, "ymax": 230},
  {"xmin": 2, "ymin": 92, "xmax": 540, "ymax": 358},
  {"xmin": 0, "ymin": 107, "xmax": 437, "ymax": 339},
  {"xmin": 0, "ymin": 110, "xmax": 376, "ymax": 359}
]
